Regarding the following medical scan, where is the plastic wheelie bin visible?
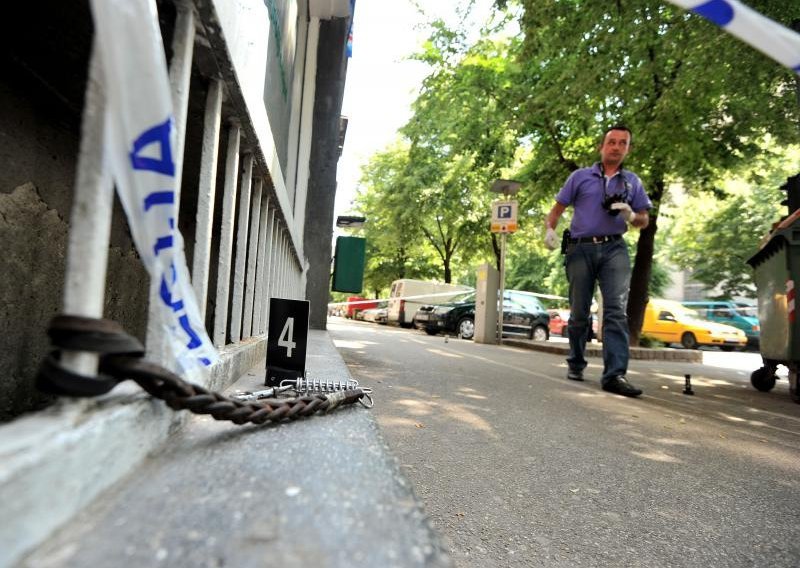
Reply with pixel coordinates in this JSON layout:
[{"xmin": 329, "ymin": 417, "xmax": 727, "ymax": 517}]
[{"xmin": 746, "ymin": 222, "xmax": 800, "ymax": 403}]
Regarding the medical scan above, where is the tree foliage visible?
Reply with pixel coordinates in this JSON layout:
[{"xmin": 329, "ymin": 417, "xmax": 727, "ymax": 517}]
[
  {"xmin": 513, "ymin": 0, "xmax": 800, "ymax": 343},
  {"xmin": 659, "ymin": 149, "xmax": 798, "ymax": 298},
  {"xmin": 356, "ymin": 144, "xmax": 439, "ymax": 293},
  {"xmin": 352, "ymin": 0, "xmax": 800, "ymax": 322}
]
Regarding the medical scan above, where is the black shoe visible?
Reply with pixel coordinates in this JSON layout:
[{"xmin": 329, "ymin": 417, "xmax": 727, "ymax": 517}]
[
  {"xmin": 602, "ymin": 376, "xmax": 642, "ymax": 397},
  {"xmin": 567, "ymin": 368, "xmax": 584, "ymax": 381}
]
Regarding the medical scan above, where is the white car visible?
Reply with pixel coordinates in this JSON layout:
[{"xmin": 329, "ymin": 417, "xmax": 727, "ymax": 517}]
[{"xmin": 361, "ymin": 307, "xmax": 388, "ymax": 324}]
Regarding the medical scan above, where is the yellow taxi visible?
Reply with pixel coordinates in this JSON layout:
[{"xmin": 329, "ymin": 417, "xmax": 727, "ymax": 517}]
[{"xmin": 641, "ymin": 299, "xmax": 747, "ymax": 351}]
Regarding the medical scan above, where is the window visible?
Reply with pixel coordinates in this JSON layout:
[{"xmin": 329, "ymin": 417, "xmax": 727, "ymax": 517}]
[
  {"xmin": 659, "ymin": 311, "xmax": 676, "ymax": 322},
  {"xmin": 507, "ymin": 291, "xmax": 544, "ymax": 314}
]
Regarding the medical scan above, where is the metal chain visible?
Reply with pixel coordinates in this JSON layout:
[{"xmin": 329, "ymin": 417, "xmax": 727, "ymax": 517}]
[
  {"xmin": 234, "ymin": 377, "xmax": 374, "ymax": 408},
  {"xmin": 37, "ymin": 315, "xmax": 368, "ymax": 425}
]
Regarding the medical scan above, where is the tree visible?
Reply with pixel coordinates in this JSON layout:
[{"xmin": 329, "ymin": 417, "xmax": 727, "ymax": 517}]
[
  {"xmin": 409, "ymin": 151, "xmax": 493, "ymax": 282},
  {"xmin": 514, "ymin": 0, "xmax": 800, "ymax": 343},
  {"xmin": 355, "ymin": 144, "xmax": 439, "ymax": 293},
  {"xmin": 659, "ymin": 148, "xmax": 798, "ymax": 297},
  {"xmin": 403, "ymin": 14, "xmax": 524, "ymax": 272}
]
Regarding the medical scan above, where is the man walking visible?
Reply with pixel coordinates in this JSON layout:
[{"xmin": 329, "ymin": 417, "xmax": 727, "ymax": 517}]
[{"xmin": 544, "ymin": 125, "xmax": 651, "ymax": 397}]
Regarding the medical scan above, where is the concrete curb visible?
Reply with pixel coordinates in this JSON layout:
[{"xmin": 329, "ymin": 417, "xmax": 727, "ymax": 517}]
[
  {"xmin": 502, "ymin": 338, "xmax": 704, "ymax": 363},
  {"xmin": 0, "ymin": 339, "xmax": 265, "ymax": 568}
]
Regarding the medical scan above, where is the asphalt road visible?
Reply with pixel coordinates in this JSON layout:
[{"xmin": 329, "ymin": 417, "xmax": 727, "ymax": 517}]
[{"xmin": 328, "ymin": 318, "xmax": 800, "ymax": 568}]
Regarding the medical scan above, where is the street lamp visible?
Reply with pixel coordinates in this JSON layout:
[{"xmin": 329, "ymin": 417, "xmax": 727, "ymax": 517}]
[
  {"xmin": 490, "ymin": 179, "xmax": 521, "ymax": 197},
  {"xmin": 490, "ymin": 179, "xmax": 521, "ymax": 342},
  {"xmin": 336, "ymin": 215, "xmax": 366, "ymax": 229}
]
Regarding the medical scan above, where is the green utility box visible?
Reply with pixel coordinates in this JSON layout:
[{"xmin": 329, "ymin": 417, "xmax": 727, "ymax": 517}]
[
  {"xmin": 332, "ymin": 236, "xmax": 366, "ymax": 293},
  {"xmin": 746, "ymin": 225, "xmax": 800, "ymax": 361}
]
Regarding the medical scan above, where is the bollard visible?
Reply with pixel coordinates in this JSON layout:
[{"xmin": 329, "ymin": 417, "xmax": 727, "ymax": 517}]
[{"xmin": 683, "ymin": 374, "xmax": 694, "ymax": 395}]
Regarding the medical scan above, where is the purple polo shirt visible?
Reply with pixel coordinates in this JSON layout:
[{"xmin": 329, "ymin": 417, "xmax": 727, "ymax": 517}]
[{"xmin": 555, "ymin": 163, "xmax": 652, "ymax": 238}]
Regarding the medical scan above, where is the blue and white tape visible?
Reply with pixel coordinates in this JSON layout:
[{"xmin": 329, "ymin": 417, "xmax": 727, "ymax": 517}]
[
  {"xmin": 90, "ymin": 0, "xmax": 218, "ymax": 378},
  {"xmin": 668, "ymin": 0, "xmax": 800, "ymax": 74}
]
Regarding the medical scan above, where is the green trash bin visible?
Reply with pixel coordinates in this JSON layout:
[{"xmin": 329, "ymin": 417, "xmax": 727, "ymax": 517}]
[{"xmin": 746, "ymin": 223, "xmax": 800, "ymax": 403}]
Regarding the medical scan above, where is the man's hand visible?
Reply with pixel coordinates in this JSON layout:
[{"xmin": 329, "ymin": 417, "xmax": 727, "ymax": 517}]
[
  {"xmin": 611, "ymin": 202, "xmax": 635, "ymax": 223},
  {"xmin": 545, "ymin": 227, "xmax": 559, "ymax": 250}
]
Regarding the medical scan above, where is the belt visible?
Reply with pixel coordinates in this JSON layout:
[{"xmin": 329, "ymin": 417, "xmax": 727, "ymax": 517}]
[{"xmin": 570, "ymin": 234, "xmax": 622, "ymax": 244}]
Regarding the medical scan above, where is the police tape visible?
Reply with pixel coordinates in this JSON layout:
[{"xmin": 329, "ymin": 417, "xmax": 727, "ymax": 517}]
[
  {"xmin": 667, "ymin": 0, "xmax": 800, "ymax": 74},
  {"xmin": 90, "ymin": 0, "xmax": 218, "ymax": 380},
  {"xmin": 327, "ymin": 290, "xmax": 568, "ymax": 307}
]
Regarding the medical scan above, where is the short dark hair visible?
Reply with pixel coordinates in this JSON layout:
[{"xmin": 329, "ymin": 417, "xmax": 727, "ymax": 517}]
[{"xmin": 602, "ymin": 124, "xmax": 632, "ymax": 143}]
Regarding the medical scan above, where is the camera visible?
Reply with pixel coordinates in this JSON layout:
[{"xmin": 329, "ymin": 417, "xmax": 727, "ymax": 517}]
[
  {"xmin": 560, "ymin": 229, "xmax": 571, "ymax": 255},
  {"xmin": 601, "ymin": 193, "xmax": 627, "ymax": 216}
]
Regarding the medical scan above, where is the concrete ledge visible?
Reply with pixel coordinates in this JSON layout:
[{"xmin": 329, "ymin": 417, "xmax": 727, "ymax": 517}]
[
  {"xmin": 0, "ymin": 337, "xmax": 266, "ymax": 567},
  {"xmin": 502, "ymin": 338, "xmax": 704, "ymax": 363}
]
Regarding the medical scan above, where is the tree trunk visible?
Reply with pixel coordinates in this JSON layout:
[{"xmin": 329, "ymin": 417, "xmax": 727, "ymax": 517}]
[{"xmin": 627, "ymin": 178, "xmax": 664, "ymax": 346}]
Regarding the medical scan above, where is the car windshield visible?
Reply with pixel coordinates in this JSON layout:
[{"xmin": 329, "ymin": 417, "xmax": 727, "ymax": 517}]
[
  {"xmin": 446, "ymin": 291, "xmax": 476, "ymax": 304},
  {"xmin": 507, "ymin": 292, "xmax": 543, "ymax": 313},
  {"xmin": 735, "ymin": 304, "xmax": 758, "ymax": 317},
  {"xmin": 676, "ymin": 308, "xmax": 703, "ymax": 320}
]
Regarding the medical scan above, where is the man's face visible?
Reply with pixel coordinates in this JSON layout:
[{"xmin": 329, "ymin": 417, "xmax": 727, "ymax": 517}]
[{"xmin": 599, "ymin": 129, "xmax": 631, "ymax": 166}]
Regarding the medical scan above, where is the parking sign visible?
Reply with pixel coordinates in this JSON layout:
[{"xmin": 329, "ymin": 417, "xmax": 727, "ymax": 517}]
[{"xmin": 491, "ymin": 200, "xmax": 518, "ymax": 233}]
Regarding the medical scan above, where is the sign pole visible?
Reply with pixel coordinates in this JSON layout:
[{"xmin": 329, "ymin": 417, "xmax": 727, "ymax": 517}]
[
  {"xmin": 489, "ymin": 179, "xmax": 521, "ymax": 344},
  {"xmin": 498, "ymin": 231, "xmax": 506, "ymax": 342}
]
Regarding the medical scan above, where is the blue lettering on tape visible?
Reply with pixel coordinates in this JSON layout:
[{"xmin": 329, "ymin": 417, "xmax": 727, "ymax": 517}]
[
  {"xmin": 159, "ymin": 275, "xmax": 185, "ymax": 313},
  {"xmin": 144, "ymin": 191, "xmax": 175, "ymax": 211},
  {"xmin": 692, "ymin": 0, "xmax": 734, "ymax": 27},
  {"xmin": 153, "ymin": 235, "xmax": 174, "ymax": 256},
  {"xmin": 179, "ymin": 314, "xmax": 202, "ymax": 349},
  {"xmin": 130, "ymin": 118, "xmax": 175, "ymax": 176},
  {"xmin": 130, "ymin": 119, "xmax": 216, "ymax": 368}
]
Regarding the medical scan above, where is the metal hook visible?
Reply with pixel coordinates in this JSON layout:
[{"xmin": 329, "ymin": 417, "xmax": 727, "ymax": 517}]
[{"xmin": 359, "ymin": 390, "xmax": 374, "ymax": 408}]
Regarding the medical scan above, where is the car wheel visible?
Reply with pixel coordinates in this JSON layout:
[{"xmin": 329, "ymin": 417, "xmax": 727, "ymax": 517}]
[
  {"xmin": 424, "ymin": 328, "xmax": 438, "ymax": 336},
  {"xmin": 457, "ymin": 317, "xmax": 475, "ymax": 340},
  {"xmin": 750, "ymin": 367, "xmax": 776, "ymax": 392},
  {"xmin": 681, "ymin": 332, "xmax": 698, "ymax": 350},
  {"xmin": 532, "ymin": 325, "xmax": 549, "ymax": 342}
]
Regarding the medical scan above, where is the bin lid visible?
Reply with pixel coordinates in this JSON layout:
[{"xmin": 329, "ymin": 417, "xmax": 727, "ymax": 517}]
[{"xmin": 747, "ymin": 233, "xmax": 787, "ymax": 268}]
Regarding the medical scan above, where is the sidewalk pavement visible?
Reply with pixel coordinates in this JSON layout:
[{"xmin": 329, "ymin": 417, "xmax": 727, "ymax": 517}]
[{"xmin": 16, "ymin": 331, "xmax": 451, "ymax": 568}]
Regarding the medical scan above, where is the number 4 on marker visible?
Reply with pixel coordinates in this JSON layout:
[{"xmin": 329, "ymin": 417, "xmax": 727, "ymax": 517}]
[{"xmin": 278, "ymin": 317, "xmax": 296, "ymax": 357}]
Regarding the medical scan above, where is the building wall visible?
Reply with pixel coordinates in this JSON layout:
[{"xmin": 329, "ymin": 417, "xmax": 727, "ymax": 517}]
[
  {"xmin": 0, "ymin": 0, "xmax": 352, "ymax": 419},
  {"xmin": 305, "ymin": 17, "xmax": 349, "ymax": 329}
]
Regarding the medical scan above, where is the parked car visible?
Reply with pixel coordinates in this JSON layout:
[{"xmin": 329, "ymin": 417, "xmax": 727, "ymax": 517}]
[
  {"xmin": 548, "ymin": 309, "xmax": 570, "ymax": 337},
  {"xmin": 361, "ymin": 303, "xmax": 388, "ymax": 324},
  {"xmin": 681, "ymin": 300, "xmax": 760, "ymax": 347},
  {"xmin": 387, "ymin": 279, "xmax": 473, "ymax": 328},
  {"xmin": 414, "ymin": 290, "xmax": 550, "ymax": 341},
  {"xmin": 641, "ymin": 299, "xmax": 747, "ymax": 350},
  {"xmin": 345, "ymin": 296, "xmax": 378, "ymax": 320},
  {"xmin": 548, "ymin": 309, "xmax": 599, "ymax": 338}
]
